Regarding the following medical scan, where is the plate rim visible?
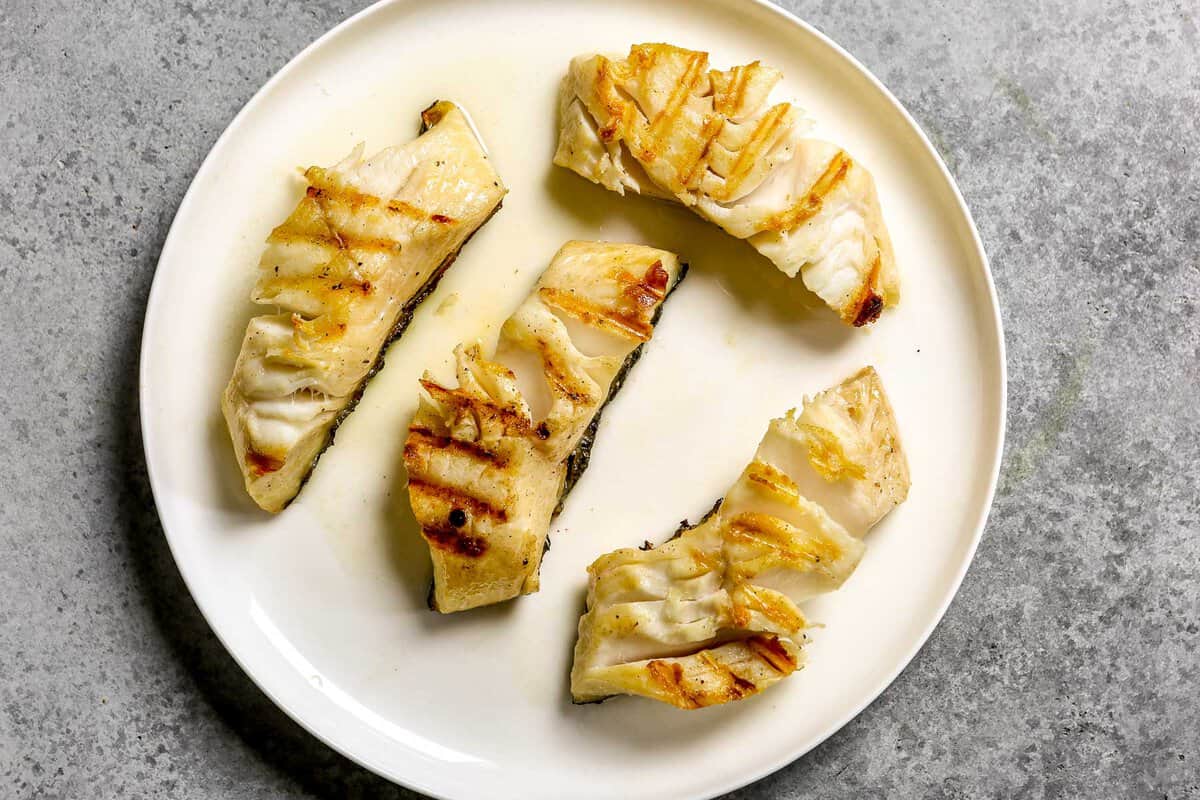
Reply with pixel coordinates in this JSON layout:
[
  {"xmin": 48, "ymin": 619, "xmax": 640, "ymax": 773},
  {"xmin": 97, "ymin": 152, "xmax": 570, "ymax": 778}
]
[{"xmin": 138, "ymin": 1, "xmax": 1007, "ymax": 797}]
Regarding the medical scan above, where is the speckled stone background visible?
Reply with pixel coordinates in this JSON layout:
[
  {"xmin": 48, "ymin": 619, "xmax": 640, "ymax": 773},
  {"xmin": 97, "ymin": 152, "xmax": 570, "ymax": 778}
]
[{"xmin": 2, "ymin": 0, "xmax": 1197, "ymax": 797}]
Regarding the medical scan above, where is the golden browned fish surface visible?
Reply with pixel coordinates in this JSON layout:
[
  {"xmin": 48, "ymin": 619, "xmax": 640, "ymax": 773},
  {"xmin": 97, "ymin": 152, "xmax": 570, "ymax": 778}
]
[
  {"xmin": 554, "ymin": 43, "xmax": 898, "ymax": 327},
  {"xmin": 222, "ymin": 102, "xmax": 506, "ymax": 513},
  {"xmin": 403, "ymin": 241, "xmax": 685, "ymax": 613},
  {"xmin": 571, "ymin": 367, "xmax": 910, "ymax": 708}
]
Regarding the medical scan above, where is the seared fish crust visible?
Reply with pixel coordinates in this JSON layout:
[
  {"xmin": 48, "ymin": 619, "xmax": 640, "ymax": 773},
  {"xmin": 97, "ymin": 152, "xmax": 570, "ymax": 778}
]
[
  {"xmin": 554, "ymin": 43, "xmax": 899, "ymax": 326},
  {"xmin": 404, "ymin": 241, "xmax": 685, "ymax": 613},
  {"xmin": 222, "ymin": 102, "xmax": 506, "ymax": 513},
  {"xmin": 571, "ymin": 367, "xmax": 910, "ymax": 708}
]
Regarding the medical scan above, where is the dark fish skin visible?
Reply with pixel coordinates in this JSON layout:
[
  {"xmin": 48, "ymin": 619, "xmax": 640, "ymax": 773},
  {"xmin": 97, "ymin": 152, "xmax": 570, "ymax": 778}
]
[
  {"xmin": 668, "ymin": 497, "xmax": 723, "ymax": 542},
  {"xmin": 281, "ymin": 199, "xmax": 503, "ymax": 511},
  {"xmin": 552, "ymin": 261, "xmax": 690, "ymax": 516}
]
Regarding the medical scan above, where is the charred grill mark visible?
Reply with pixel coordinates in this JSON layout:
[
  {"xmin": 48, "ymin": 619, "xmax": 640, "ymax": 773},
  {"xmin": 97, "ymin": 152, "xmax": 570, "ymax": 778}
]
[
  {"xmin": 605, "ymin": 47, "xmax": 794, "ymax": 195},
  {"xmin": 594, "ymin": 59, "xmax": 624, "ymax": 136},
  {"xmin": 304, "ymin": 169, "xmax": 433, "ymax": 226},
  {"xmin": 679, "ymin": 114, "xmax": 726, "ymax": 188},
  {"xmin": 733, "ymin": 585, "xmax": 806, "ymax": 631},
  {"xmin": 407, "ymin": 478, "xmax": 508, "ymax": 523},
  {"xmin": 850, "ymin": 251, "xmax": 885, "ymax": 327},
  {"xmin": 646, "ymin": 50, "xmax": 712, "ymax": 183},
  {"xmin": 384, "ymin": 199, "xmax": 428, "ymax": 219},
  {"xmin": 718, "ymin": 103, "xmax": 790, "ymax": 199},
  {"xmin": 646, "ymin": 649, "xmax": 765, "ymax": 708},
  {"xmin": 303, "ymin": 175, "xmax": 428, "ymax": 228},
  {"xmin": 746, "ymin": 635, "xmax": 797, "ymax": 673},
  {"xmin": 711, "ymin": 63, "xmax": 751, "ymax": 117},
  {"xmin": 697, "ymin": 650, "xmax": 759, "ymax": 702},
  {"xmin": 246, "ymin": 450, "xmax": 284, "ymax": 477},
  {"xmin": 404, "ymin": 426, "xmax": 509, "ymax": 467},
  {"xmin": 275, "ymin": 269, "xmax": 363, "ymax": 338},
  {"xmin": 420, "ymin": 379, "xmax": 532, "ymax": 435},
  {"xmin": 274, "ymin": 201, "xmax": 503, "ymax": 512},
  {"xmin": 745, "ymin": 461, "xmax": 799, "ymax": 499},
  {"xmin": 733, "ymin": 64, "xmax": 752, "ymax": 107},
  {"xmin": 537, "ymin": 338, "xmax": 599, "ymax": 406},
  {"xmin": 647, "ymin": 660, "xmax": 703, "ymax": 709},
  {"xmin": 761, "ymin": 151, "xmax": 852, "ymax": 233},
  {"xmin": 303, "ymin": 181, "xmax": 411, "ymax": 219},
  {"xmin": 538, "ymin": 286, "xmax": 655, "ymax": 343},
  {"xmin": 540, "ymin": 259, "xmax": 669, "ymax": 343},
  {"xmin": 430, "ymin": 213, "xmax": 454, "ymax": 224},
  {"xmin": 267, "ymin": 228, "xmax": 402, "ymax": 254},
  {"xmin": 729, "ymin": 670, "xmax": 758, "ymax": 695},
  {"xmin": 726, "ymin": 511, "xmax": 845, "ymax": 567},
  {"xmin": 422, "ymin": 523, "xmax": 488, "ymax": 557},
  {"xmin": 709, "ymin": 65, "xmax": 734, "ymax": 115},
  {"xmin": 691, "ymin": 547, "xmax": 724, "ymax": 575}
]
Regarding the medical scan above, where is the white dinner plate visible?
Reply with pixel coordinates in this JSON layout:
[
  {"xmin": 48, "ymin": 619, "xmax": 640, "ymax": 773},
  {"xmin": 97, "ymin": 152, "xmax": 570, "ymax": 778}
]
[{"xmin": 140, "ymin": 1, "xmax": 1005, "ymax": 797}]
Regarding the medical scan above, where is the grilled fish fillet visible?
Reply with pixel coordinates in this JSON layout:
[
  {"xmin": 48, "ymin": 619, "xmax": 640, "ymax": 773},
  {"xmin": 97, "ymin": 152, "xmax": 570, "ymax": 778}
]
[
  {"xmin": 404, "ymin": 241, "xmax": 685, "ymax": 613},
  {"xmin": 222, "ymin": 102, "xmax": 506, "ymax": 512},
  {"xmin": 554, "ymin": 43, "xmax": 898, "ymax": 326},
  {"xmin": 571, "ymin": 367, "xmax": 909, "ymax": 708}
]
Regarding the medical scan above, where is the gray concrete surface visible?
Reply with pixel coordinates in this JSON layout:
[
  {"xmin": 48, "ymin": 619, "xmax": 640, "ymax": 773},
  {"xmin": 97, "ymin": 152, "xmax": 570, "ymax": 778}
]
[{"xmin": 1, "ymin": 0, "xmax": 1197, "ymax": 797}]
